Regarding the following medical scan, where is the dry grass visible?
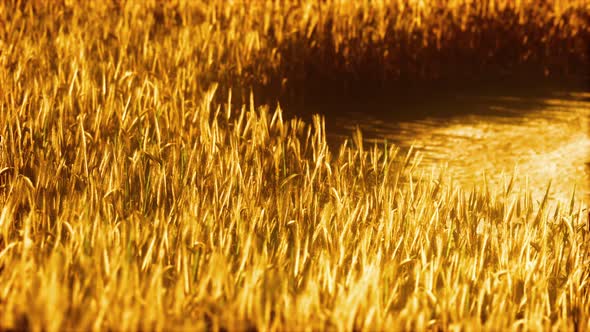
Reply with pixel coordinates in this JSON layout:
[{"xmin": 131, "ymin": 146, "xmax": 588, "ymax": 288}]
[{"xmin": 0, "ymin": 0, "xmax": 589, "ymax": 331}]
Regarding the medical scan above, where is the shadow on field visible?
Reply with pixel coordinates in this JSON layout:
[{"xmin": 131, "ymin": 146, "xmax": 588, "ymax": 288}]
[{"xmin": 250, "ymin": 74, "xmax": 590, "ymax": 130}]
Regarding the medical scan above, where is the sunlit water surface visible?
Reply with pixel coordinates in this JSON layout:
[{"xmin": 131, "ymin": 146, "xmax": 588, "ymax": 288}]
[{"xmin": 326, "ymin": 92, "xmax": 590, "ymax": 203}]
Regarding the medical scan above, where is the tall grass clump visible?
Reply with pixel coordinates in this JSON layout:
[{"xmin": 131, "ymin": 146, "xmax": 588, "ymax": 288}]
[
  {"xmin": 0, "ymin": 0, "xmax": 589, "ymax": 331},
  {"xmin": 262, "ymin": 0, "xmax": 590, "ymax": 98}
]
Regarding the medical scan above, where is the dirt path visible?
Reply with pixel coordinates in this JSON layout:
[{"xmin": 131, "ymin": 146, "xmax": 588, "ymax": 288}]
[{"xmin": 328, "ymin": 92, "xmax": 590, "ymax": 203}]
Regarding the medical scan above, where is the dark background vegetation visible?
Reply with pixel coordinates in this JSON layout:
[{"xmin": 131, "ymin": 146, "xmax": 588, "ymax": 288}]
[
  {"xmin": 2, "ymin": 0, "xmax": 589, "ymax": 114},
  {"xmin": 221, "ymin": 1, "xmax": 590, "ymax": 113}
]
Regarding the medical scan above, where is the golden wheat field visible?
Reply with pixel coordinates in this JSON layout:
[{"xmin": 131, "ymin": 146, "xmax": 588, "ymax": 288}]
[{"xmin": 0, "ymin": 0, "xmax": 589, "ymax": 331}]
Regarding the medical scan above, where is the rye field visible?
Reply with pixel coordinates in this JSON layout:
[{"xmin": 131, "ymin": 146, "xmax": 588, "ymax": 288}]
[{"xmin": 0, "ymin": 0, "xmax": 589, "ymax": 330}]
